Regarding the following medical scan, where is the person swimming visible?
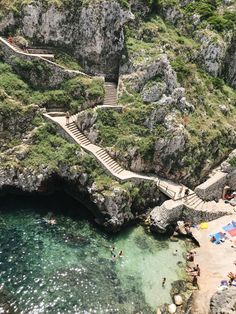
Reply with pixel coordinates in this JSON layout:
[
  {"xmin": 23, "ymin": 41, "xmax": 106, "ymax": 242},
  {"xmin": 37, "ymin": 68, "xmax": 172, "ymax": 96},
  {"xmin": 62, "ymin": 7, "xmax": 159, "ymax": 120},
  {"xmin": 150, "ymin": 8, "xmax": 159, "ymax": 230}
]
[
  {"xmin": 118, "ymin": 250, "xmax": 123, "ymax": 257},
  {"xmin": 173, "ymin": 249, "xmax": 178, "ymax": 256},
  {"xmin": 162, "ymin": 277, "xmax": 166, "ymax": 287},
  {"xmin": 111, "ymin": 254, "xmax": 116, "ymax": 262}
]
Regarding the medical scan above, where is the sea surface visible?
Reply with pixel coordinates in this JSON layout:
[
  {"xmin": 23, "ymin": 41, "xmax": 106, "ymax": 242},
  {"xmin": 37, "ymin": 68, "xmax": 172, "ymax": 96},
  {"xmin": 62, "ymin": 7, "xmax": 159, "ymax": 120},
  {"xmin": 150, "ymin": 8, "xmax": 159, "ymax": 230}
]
[{"xmin": 0, "ymin": 193, "xmax": 188, "ymax": 314}]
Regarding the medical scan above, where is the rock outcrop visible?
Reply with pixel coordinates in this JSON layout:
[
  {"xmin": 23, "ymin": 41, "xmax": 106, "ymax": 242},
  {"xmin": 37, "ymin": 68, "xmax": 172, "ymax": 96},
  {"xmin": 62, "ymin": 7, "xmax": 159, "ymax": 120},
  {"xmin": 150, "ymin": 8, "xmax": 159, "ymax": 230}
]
[
  {"xmin": 0, "ymin": 161, "xmax": 160, "ymax": 232},
  {"xmin": 149, "ymin": 200, "xmax": 183, "ymax": 233},
  {"xmin": 0, "ymin": 0, "xmax": 134, "ymax": 79},
  {"xmin": 209, "ymin": 288, "xmax": 236, "ymax": 314}
]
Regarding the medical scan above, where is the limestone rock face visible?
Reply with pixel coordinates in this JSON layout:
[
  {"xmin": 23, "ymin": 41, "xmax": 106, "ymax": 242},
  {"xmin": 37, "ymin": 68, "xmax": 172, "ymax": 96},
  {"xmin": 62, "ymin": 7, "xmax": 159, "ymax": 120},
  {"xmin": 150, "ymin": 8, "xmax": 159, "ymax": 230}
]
[
  {"xmin": 223, "ymin": 34, "xmax": 236, "ymax": 88},
  {"xmin": 209, "ymin": 288, "xmax": 236, "ymax": 314},
  {"xmin": 120, "ymin": 54, "xmax": 179, "ymax": 92},
  {"xmin": 196, "ymin": 31, "xmax": 227, "ymax": 77},
  {"xmin": 141, "ymin": 82, "xmax": 167, "ymax": 103},
  {"xmin": 0, "ymin": 13, "xmax": 15, "ymax": 31},
  {"xmin": 221, "ymin": 149, "xmax": 236, "ymax": 173},
  {"xmin": 149, "ymin": 200, "xmax": 183, "ymax": 233},
  {"xmin": 18, "ymin": 1, "xmax": 134, "ymax": 78},
  {"xmin": 89, "ymin": 183, "xmax": 134, "ymax": 232},
  {"xmin": 76, "ymin": 110, "xmax": 97, "ymax": 132},
  {"xmin": 0, "ymin": 104, "xmax": 38, "ymax": 148}
]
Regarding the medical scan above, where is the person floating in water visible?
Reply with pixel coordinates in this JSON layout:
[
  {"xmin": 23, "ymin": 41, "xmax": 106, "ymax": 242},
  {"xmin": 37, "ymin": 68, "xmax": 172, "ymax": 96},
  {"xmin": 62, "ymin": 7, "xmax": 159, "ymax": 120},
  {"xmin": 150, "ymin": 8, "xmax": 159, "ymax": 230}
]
[
  {"xmin": 111, "ymin": 245, "xmax": 115, "ymax": 254},
  {"xmin": 173, "ymin": 249, "xmax": 178, "ymax": 256},
  {"xmin": 162, "ymin": 277, "xmax": 166, "ymax": 287},
  {"xmin": 43, "ymin": 212, "xmax": 56, "ymax": 225},
  {"xmin": 118, "ymin": 250, "xmax": 123, "ymax": 257},
  {"xmin": 111, "ymin": 254, "xmax": 116, "ymax": 262}
]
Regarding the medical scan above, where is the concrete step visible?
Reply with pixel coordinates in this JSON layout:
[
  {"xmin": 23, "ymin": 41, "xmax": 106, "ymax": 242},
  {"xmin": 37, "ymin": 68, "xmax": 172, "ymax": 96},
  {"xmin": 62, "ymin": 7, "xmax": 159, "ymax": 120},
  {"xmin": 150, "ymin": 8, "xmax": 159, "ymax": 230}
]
[
  {"xmin": 193, "ymin": 199, "xmax": 205, "ymax": 209},
  {"xmin": 117, "ymin": 168, "xmax": 124, "ymax": 174}
]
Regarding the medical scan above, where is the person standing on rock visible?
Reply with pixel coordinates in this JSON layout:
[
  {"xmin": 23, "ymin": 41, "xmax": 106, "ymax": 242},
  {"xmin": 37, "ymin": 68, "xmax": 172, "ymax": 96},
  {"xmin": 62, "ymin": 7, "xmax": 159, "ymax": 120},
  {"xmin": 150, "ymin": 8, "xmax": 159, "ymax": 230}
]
[{"xmin": 66, "ymin": 111, "xmax": 70, "ymax": 125}]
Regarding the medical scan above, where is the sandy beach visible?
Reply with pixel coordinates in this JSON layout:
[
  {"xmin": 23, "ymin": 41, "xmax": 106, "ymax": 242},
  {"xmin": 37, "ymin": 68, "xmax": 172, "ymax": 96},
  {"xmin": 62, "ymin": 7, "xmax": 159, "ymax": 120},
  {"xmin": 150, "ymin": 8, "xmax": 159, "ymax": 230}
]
[{"xmin": 190, "ymin": 215, "xmax": 236, "ymax": 314}]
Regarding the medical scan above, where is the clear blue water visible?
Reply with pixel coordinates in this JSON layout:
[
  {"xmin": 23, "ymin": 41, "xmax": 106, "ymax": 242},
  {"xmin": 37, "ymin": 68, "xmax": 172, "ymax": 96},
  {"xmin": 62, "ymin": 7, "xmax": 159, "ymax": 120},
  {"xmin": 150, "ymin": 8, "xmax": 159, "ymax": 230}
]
[{"xmin": 0, "ymin": 193, "xmax": 187, "ymax": 313}]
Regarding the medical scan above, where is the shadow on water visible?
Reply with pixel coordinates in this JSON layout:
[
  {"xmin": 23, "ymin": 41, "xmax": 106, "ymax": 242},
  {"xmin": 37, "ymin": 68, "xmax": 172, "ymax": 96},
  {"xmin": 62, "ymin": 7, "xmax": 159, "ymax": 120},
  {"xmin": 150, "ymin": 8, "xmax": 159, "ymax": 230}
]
[{"xmin": 0, "ymin": 191, "xmax": 95, "ymax": 221}]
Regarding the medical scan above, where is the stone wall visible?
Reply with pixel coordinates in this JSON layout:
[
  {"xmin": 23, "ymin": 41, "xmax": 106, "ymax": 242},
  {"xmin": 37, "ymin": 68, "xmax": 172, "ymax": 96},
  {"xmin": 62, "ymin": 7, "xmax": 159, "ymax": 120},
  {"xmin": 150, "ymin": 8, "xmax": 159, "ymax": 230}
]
[
  {"xmin": 194, "ymin": 172, "xmax": 227, "ymax": 201},
  {"xmin": 0, "ymin": 38, "xmax": 81, "ymax": 88},
  {"xmin": 148, "ymin": 199, "xmax": 234, "ymax": 234},
  {"xmin": 227, "ymin": 170, "xmax": 236, "ymax": 190}
]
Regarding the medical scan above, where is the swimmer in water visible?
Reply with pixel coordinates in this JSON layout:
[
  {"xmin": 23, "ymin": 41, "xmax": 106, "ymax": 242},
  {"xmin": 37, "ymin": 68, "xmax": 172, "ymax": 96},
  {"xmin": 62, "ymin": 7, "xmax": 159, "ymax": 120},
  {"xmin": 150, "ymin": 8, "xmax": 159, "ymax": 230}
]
[
  {"xmin": 162, "ymin": 277, "xmax": 166, "ymax": 287},
  {"xmin": 173, "ymin": 249, "xmax": 178, "ymax": 256},
  {"xmin": 118, "ymin": 250, "xmax": 123, "ymax": 257}
]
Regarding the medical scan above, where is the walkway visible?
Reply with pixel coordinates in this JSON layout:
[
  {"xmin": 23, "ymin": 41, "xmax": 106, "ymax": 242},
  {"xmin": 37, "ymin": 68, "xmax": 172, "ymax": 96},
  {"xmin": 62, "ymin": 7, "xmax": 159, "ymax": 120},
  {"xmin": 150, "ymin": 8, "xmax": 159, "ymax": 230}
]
[
  {"xmin": 2, "ymin": 35, "xmax": 233, "ymax": 211},
  {"xmin": 44, "ymin": 113, "xmax": 181, "ymax": 199},
  {"xmin": 43, "ymin": 81, "xmax": 189, "ymax": 199},
  {"xmin": 43, "ymin": 82, "xmax": 236, "ymax": 214},
  {"xmin": 0, "ymin": 36, "xmax": 91, "ymax": 77}
]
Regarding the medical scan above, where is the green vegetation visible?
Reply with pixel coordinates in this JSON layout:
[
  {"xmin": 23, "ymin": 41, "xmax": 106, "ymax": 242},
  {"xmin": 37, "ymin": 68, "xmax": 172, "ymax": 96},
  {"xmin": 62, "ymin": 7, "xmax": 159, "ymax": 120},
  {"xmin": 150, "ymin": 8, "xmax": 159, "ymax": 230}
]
[
  {"xmin": 0, "ymin": 61, "xmax": 104, "ymax": 113},
  {"xmin": 229, "ymin": 156, "xmax": 236, "ymax": 167},
  {"xmin": 182, "ymin": 0, "xmax": 235, "ymax": 32},
  {"xmin": 53, "ymin": 51, "xmax": 83, "ymax": 71},
  {"xmin": 94, "ymin": 8, "xmax": 236, "ymax": 182}
]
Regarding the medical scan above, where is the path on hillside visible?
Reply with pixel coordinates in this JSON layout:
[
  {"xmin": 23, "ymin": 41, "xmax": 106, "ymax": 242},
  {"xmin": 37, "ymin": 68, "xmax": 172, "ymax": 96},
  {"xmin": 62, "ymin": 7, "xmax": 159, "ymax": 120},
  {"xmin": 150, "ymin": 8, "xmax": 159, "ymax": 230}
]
[
  {"xmin": 44, "ymin": 82, "xmax": 235, "ymax": 214},
  {"xmin": 0, "ymin": 37, "xmax": 90, "ymax": 77},
  {"xmin": 1, "ymin": 36, "xmax": 234, "ymax": 213}
]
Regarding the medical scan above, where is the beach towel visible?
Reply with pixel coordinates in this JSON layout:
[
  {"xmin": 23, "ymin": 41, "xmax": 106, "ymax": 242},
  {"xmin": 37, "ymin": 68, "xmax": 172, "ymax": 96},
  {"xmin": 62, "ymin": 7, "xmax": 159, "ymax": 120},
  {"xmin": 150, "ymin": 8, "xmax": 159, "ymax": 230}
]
[
  {"xmin": 232, "ymin": 280, "xmax": 236, "ymax": 287},
  {"xmin": 220, "ymin": 280, "xmax": 228, "ymax": 286},
  {"xmin": 200, "ymin": 222, "xmax": 208, "ymax": 229},
  {"xmin": 223, "ymin": 223, "xmax": 235, "ymax": 232},
  {"xmin": 210, "ymin": 232, "xmax": 224, "ymax": 244},
  {"xmin": 228, "ymin": 228, "xmax": 236, "ymax": 237}
]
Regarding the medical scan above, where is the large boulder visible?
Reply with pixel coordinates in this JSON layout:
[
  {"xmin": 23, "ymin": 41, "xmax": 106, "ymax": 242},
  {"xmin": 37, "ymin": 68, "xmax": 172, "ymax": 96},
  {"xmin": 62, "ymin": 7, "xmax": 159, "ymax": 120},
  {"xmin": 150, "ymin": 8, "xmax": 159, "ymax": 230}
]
[
  {"xmin": 141, "ymin": 82, "xmax": 167, "ymax": 103},
  {"xmin": 149, "ymin": 200, "xmax": 183, "ymax": 233},
  {"xmin": 209, "ymin": 287, "xmax": 236, "ymax": 314}
]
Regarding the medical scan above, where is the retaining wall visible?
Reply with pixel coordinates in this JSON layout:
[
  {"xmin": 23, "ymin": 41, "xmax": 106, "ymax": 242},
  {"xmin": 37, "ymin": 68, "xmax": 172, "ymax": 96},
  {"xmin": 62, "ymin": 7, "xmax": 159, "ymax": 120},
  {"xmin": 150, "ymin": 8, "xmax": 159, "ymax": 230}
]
[{"xmin": 194, "ymin": 172, "xmax": 227, "ymax": 201}]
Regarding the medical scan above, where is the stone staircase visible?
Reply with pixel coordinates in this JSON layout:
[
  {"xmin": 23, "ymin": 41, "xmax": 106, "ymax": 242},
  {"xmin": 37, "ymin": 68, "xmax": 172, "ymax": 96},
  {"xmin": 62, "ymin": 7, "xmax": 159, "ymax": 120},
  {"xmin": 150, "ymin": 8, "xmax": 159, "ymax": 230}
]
[
  {"xmin": 59, "ymin": 116, "xmax": 133, "ymax": 178},
  {"xmin": 104, "ymin": 82, "xmax": 117, "ymax": 106},
  {"xmin": 67, "ymin": 121, "xmax": 91, "ymax": 146},
  {"xmin": 44, "ymin": 110, "xmax": 236, "ymax": 215},
  {"xmin": 96, "ymin": 148, "xmax": 124, "ymax": 175},
  {"xmin": 186, "ymin": 193, "xmax": 205, "ymax": 210}
]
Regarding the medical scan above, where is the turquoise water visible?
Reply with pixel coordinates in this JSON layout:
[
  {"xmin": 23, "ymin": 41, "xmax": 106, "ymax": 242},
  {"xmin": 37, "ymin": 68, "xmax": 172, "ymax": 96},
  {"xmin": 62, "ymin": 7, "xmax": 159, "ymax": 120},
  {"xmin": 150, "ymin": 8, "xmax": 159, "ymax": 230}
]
[{"xmin": 0, "ymin": 193, "xmax": 187, "ymax": 313}]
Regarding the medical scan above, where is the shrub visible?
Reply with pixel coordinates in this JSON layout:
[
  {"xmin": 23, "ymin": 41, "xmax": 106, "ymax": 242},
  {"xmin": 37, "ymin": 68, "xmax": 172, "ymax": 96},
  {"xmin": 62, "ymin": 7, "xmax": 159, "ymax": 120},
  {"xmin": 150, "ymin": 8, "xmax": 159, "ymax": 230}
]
[
  {"xmin": 229, "ymin": 156, "xmax": 236, "ymax": 167},
  {"xmin": 207, "ymin": 14, "xmax": 234, "ymax": 32},
  {"xmin": 171, "ymin": 58, "xmax": 191, "ymax": 83}
]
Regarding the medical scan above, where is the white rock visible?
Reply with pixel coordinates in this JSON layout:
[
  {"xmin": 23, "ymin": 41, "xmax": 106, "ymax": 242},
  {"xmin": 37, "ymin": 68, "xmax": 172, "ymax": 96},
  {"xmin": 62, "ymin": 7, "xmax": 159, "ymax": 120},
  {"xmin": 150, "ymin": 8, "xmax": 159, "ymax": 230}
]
[
  {"xmin": 174, "ymin": 294, "xmax": 183, "ymax": 305},
  {"xmin": 168, "ymin": 303, "xmax": 177, "ymax": 313}
]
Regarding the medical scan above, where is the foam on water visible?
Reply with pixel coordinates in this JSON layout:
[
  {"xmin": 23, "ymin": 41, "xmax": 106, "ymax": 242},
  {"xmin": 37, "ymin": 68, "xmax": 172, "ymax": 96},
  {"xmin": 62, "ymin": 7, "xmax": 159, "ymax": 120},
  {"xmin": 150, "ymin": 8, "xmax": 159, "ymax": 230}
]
[{"xmin": 0, "ymin": 194, "xmax": 187, "ymax": 313}]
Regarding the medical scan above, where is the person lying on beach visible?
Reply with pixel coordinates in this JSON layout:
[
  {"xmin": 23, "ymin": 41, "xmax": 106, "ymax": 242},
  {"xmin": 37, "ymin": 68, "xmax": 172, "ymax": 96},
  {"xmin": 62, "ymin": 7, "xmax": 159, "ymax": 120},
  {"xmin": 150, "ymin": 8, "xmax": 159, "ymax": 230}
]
[
  {"xmin": 228, "ymin": 272, "xmax": 236, "ymax": 285},
  {"xmin": 210, "ymin": 235, "xmax": 216, "ymax": 243}
]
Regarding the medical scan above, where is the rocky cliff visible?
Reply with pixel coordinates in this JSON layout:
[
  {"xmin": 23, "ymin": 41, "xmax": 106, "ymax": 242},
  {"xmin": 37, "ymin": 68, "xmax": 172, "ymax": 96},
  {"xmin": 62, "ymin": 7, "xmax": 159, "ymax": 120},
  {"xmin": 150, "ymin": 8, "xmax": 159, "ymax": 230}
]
[{"xmin": 0, "ymin": 0, "xmax": 134, "ymax": 79}]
